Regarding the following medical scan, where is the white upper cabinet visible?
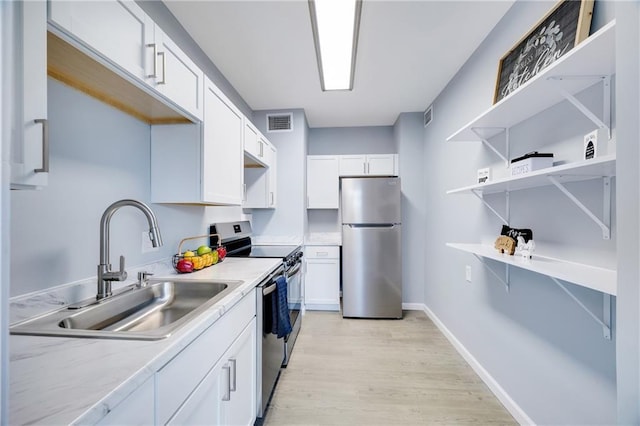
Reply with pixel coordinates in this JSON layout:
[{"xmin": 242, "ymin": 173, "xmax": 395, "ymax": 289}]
[
  {"xmin": 48, "ymin": 0, "xmax": 204, "ymax": 122},
  {"xmin": 367, "ymin": 154, "xmax": 398, "ymax": 176},
  {"xmin": 201, "ymin": 79, "xmax": 244, "ymax": 205},
  {"xmin": 10, "ymin": 0, "xmax": 49, "ymax": 189},
  {"xmin": 244, "ymin": 142, "xmax": 277, "ymax": 209},
  {"xmin": 151, "ymin": 77, "xmax": 243, "ymax": 205},
  {"xmin": 48, "ymin": 0, "xmax": 154, "ymax": 83},
  {"xmin": 307, "ymin": 156, "xmax": 340, "ymax": 209},
  {"xmin": 243, "ymin": 120, "xmax": 269, "ymax": 167},
  {"xmin": 152, "ymin": 26, "xmax": 204, "ymax": 121},
  {"xmin": 338, "ymin": 154, "xmax": 398, "ymax": 176}
]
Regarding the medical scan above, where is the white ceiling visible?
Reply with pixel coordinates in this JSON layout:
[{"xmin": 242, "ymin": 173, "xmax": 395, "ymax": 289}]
[{"xmin": 163, "ymin": 0, "xmax": 514, "ymax": 128}]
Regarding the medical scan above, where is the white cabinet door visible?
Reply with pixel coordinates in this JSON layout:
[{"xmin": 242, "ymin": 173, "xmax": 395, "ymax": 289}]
[
  {"xmin": 243, "ymin": 120, "xmax": 267, "ymax": 166},
  {"xmin": 305, "ymin": 246, "xmax": 340, "ymax": 311},
  {"xmin": 367, "ymin": 154, "xmax": 397, "ymax": 176},
  {"xmin": 202, "ymin": 79, "xmax": 244, "ymax": 205},
  {"xmin": 338, "ymin": 154, "xmax": 398, "ymax": 177},
  {"xmin": 307, "ymin": 156, "xmax": 339, "ymax": 209},
  {"xmin": 267, "ymin": 144, "xmax": 277, "ymax": 208},
  {"xmin": 339, "ymin": 155, "xmax": 367, "ymax": 176},
  {"xmin": 48, "ymin": 0, "xmax": 154, "ymax": 83},
  {"xmin": 167, "ymin": 319, "xmax": 256, "ymax": 426},
  {"xmin": 153, "ymin": 26, "xmax": 204, "ymax": 121},
  {"xmin": 220, "ymin": 319, "xmax": 257, "ymax": 426},
  {"xmin": 96, "ymin": 377, "xmax": 154, "ymax": 426},
  {"xmin": 10, "ymin": 0, "xmax": 48, "ymax": 189},
  {"xmin": 166, "ymin": 355, "xmax": 224, "ymax": 425},
  {"xmin": 244, "ymin": 140, "xmax": 277, "ymax": 209}
]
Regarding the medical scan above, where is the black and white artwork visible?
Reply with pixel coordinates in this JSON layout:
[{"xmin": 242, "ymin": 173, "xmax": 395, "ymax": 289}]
[{"xmin": 494, "ymin": 0, "xmax": 594, "ymax": 103}]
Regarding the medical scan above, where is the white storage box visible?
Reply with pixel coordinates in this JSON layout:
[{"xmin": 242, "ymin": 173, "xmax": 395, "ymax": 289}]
[{"xmin": 510, "ymin": 152, "xmax": 553, "ymax": 177}]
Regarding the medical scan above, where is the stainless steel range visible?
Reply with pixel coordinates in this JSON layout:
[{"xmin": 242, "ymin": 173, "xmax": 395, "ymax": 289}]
[{"xmin": 209, "ymin": 221, "xmax": 303, "ymax": 418}]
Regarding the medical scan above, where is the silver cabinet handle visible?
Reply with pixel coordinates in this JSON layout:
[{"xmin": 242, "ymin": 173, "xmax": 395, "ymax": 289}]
[
  {"xmin": 260, "ymin": 141, "xmax": 264, "ymax": 157},
  {"xmin": 33, "ymin": 119, "xmax": 49, "ymax": 173},
  {"xmin": 270, "ymin": 192, "xmax": 274, "ymax": 206},
  {"xmin": 367, "ymin": 162, "xmax": 370, "ymax": 174},
  {"xmin": 243, "ymin": 183, "xmax": 247, "ymax": 201},
  {"xmin": 146, "ymin": 43, "xmax": 157, "ymax": 78},
  {"xmin": 229, "ymin": 358, "xmax": 237, "ymax": 392},
  {"xmin": 222, "ymin": 364, "xmax": 231, "ymax": 401},
  {"xmin": 363, "ymin": 162, "xmax": 366, "ymax": 174},
  {"xmin": 157, "ymin": 51, "xmax": 166, "ymax": 85}
]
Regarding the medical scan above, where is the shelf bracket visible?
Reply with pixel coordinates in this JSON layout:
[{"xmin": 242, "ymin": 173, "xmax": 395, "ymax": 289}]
[
  {"xmin": 550, "ymin": 277, "xmax": 612, "ymax": 340},
  {"xmin": 472, "ymin": 190, "xmax": 509, "ymax": 225},
  {"xmin": 470, "ymin": 127, "xmax": 509, "ymax": 167},
  {"xmin": 473, "ymin": 254, "xmax": 510, "ymax": 292},
  {"xmin": 547, "ymin": 176, "xmax": 611, "ymax": 239},
  {"xmin": 547, "ymin": 75, "xmax": 611, "ymax": 139}
]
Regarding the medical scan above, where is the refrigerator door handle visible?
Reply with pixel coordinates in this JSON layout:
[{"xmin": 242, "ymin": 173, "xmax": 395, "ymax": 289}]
[{"xmin": 346, "ymin": 224, "xmax": 399, "ymax": 229}]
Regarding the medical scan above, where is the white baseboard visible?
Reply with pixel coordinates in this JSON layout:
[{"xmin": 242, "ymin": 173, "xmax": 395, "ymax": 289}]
[
  {"xmin": 402, "ymin": 303, "xmax": 425, "ymax": 310},
  {"xmin": 416, "ymin": 304, "xmax": 534, "ymax": 426}
]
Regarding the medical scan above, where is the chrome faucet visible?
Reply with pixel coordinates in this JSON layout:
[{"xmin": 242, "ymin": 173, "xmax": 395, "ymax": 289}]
[{"xmin": 97, "ymin": 199, "xmax": 163, "ymax": 300}]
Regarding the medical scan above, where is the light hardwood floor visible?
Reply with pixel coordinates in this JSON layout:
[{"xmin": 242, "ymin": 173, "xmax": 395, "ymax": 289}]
[{"xmin": 264, "ymin": 310, "xmax": 516, "ymax": 426}]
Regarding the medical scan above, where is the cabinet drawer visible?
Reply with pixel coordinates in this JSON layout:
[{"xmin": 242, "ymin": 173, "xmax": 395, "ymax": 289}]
[
  {"xmin": 305, "ymin": 246, "xmax": 340, "ymax": 259},
  {"xmin": 156, "ymin": 290, "xmax": 256, "ymax": 424}
]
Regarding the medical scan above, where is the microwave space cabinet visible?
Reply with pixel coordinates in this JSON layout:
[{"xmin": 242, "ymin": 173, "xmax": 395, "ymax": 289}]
[{"xmin": 151, "ymin": 77, "xmax": 244, "ymax": 206}]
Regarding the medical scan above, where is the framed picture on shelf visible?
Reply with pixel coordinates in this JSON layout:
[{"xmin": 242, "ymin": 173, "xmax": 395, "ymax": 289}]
[{"xmin": 493, "ymin": 0, "xmax": 594, "ymax": 104}]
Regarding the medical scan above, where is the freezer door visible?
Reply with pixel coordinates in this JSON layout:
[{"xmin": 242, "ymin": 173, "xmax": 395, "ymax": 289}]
[
  {"xmin": 341, "ymin": 177, "xmax": 401, "ymax": 224},
  {"xmin": 342, "ymin": 224, "xmax": 402, "ymax": 318}
]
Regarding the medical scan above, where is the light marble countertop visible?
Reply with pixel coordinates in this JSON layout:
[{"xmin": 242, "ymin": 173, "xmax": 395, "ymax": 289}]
[{"xmin": 9, "ymin": 257, "xmax": 281, "ymax": 425}]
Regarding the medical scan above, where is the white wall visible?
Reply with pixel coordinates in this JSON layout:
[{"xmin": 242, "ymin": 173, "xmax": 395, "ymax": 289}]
[
  {"xmin": 394, "ymin": 112, "xmax": 425, "ymax": 305},
  {"xmin": 308, "ymin": 126, "xmax": 395, "ymax": 155},
  {"xmin": 250, "ymin": 109, "xmax": 308, "ymax": 241},
  {"xmin": 614, "ymin": 2, "xmax": 640, "ymax": 423},
  {"xmin": 422, "ymin": 2, "xmax": 617, "ymax": 424},
  {"xmin": 10, "ymin": 79, "xmax": 246, "ymax": 297}
]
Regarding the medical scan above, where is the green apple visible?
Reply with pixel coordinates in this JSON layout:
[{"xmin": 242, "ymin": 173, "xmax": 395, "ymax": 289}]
[{"xmin": 197, "ymin": 245, "xmax": 212, "ymax": 256}]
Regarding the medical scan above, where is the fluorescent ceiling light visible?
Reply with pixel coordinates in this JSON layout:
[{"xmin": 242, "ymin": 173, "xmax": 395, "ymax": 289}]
[{"xmin": 309, "ymin": 0, "xmax": 362, "ymax": 91}]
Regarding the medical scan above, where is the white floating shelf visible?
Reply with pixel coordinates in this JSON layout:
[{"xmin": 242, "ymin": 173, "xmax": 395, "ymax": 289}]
[
  {"xmin": 446, "ymin": 243, "xmax": 617, "ymax": 296},
  {"xmin": 447, "ymin": 20, "xmax": 616, "ymax": 143},
  {"xmin": 447, "ymin": 155, "xmax": 616, "ymax": 195}
]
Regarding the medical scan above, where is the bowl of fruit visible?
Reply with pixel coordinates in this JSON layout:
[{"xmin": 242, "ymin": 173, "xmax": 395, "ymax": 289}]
[{"xmin": 173, "ymin": 233, "xmax": 227, "ymax": 274}]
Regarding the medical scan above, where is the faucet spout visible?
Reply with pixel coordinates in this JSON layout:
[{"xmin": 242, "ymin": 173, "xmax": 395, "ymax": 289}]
[{"xmin": 97, "ymin": 199, "xmax": 163, "ymax": 300}]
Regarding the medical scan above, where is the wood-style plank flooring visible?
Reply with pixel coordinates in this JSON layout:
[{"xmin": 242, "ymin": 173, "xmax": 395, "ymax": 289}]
[{"xmin": 264, "ymin": 310, "xmax": 516, "ymax": 426}]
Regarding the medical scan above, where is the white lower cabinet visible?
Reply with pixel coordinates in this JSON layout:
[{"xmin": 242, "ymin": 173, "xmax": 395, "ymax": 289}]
[
  {"xmin": 304, "ymin": 246, "xmax": 341, "ymax": 311},
  {"xmin": 167, "ymin": 319, "xmax": 256, "ymax": 426},
  {"xmin": 156, "ymin": 290, "xmax": 257, "ymax": 425},
  {"xmin": 95, "ymin": 377, "xmax": 154, "ymax": 426}
]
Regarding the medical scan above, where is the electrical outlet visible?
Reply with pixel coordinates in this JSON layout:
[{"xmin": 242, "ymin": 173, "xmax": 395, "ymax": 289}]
[
  {"xmin": 465, "ymin": 265, "xmax": 472, "ymax": 282},
  {"xmin": 141, "ymin": 231, "xmax": 158, "ymax": 253}
]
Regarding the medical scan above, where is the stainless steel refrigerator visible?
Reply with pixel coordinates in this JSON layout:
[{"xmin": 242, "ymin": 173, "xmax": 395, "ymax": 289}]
[{"xmin": 341, "ymin": 177, "xmax": 402, "ymax": 319}]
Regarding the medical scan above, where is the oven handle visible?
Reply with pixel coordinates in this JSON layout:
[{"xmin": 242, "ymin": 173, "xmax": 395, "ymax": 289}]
[
  {"xmin": 263, "ymin": 282, "xmax": 278, "ymax": 296},
  {"xmin": 287, "ymin": 263, "xmax": 302, "ymax": 277}
]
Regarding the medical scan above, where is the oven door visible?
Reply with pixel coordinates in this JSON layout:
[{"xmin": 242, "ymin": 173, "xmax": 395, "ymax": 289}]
[
  {"xmin": 283, "ymin": 259, "xmax": 302, "ymax": 366},
  {"xmin": 256, "ymin": 267, "xmax": 285, "ymax": 418}
]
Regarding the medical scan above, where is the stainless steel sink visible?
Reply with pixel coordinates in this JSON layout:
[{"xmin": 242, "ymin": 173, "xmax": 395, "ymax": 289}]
[{"xmin": 10, "ymin": 280, "xmax": 243, "ymax": 340}]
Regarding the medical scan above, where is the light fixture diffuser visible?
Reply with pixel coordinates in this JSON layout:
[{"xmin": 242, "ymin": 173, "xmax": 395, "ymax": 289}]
[{"xmin": 309, "ymin": 0, "xmax": 362, "ymax": 91}]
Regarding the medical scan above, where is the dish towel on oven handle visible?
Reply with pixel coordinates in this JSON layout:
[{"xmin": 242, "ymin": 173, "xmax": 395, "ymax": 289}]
[{"xmin": 271, "ymin": 275, "xmax": 292, "ymax": 338}]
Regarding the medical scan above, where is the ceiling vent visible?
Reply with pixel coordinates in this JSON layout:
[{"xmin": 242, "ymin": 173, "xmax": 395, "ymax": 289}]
[
  {"xmin": 267, "ymin": 113, "xmax": 293, "ymax": 132},
  {"xmin": 424, "ymin": 105, "xmax": 433, "ymax": 127}
]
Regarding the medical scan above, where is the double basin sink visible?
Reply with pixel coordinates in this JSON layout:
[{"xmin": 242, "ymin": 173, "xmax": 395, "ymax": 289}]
[{"xmin": 10, "ymin": 279, "xmax": 243, "ymax": 340}]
